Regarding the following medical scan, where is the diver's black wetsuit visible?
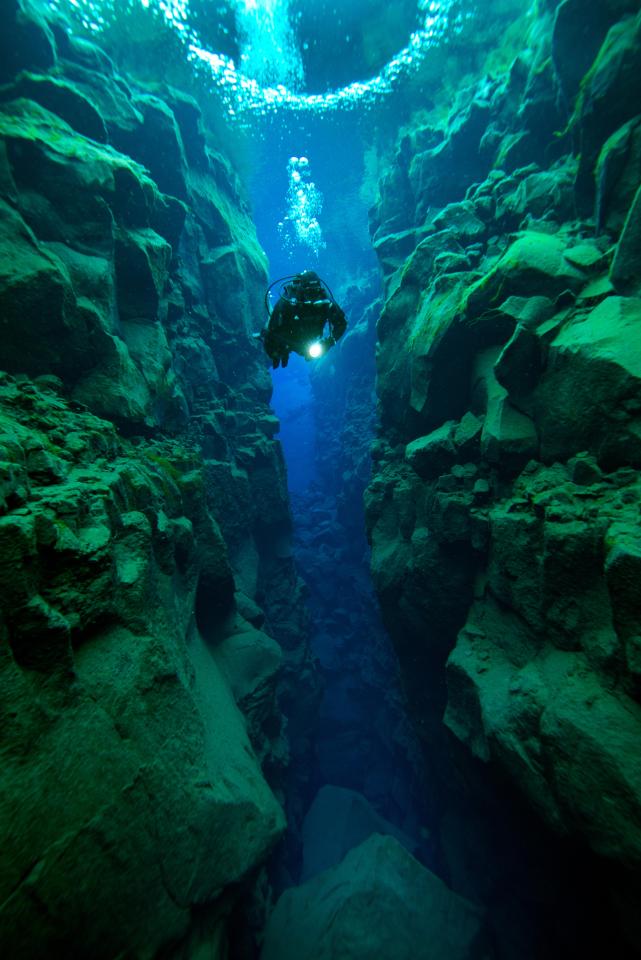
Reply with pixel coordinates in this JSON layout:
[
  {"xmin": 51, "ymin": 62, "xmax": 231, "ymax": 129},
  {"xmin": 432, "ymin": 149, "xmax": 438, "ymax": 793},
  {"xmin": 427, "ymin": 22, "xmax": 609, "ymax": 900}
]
[{"xmin": 262, "ymin": 272, "xmax": 347, "ymax": 368}]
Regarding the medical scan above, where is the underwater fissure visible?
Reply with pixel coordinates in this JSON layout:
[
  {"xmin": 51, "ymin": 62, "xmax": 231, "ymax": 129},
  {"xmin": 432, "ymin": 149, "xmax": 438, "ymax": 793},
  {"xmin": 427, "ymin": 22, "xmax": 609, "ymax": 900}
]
[{"xmin": 2, "ymin": 0, "xmax": 641, "ymax": 957}]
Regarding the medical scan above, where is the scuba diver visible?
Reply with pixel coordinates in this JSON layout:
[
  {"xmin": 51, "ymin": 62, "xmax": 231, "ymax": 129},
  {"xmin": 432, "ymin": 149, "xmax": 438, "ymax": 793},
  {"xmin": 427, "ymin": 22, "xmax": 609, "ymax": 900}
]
[{"xmin": 257, "ymin": 271, "xmax": 347, "ymax": 369}]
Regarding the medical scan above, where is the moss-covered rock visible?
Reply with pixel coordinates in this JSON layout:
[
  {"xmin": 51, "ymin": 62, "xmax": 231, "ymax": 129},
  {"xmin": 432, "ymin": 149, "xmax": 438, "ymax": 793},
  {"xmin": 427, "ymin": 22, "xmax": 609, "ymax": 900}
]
[
  {"xmin": 537, "ymin": 295, "xmax": 641, "ymax": 464},
  {"xmin": 551, "ymin": 0, "xmax": 639, "ymax": 105},
  {"xmin": 0, "ymin": 200, "xmax": 83, "ymax": 376},
  {"xmin": 465, "ymin": 232, "xmax": 585, "ymax": 317},
  {"xmin": 0, "ymin": 11, "xmax": 309, "ymax": 953},
  {"xmin": 0, "ymin": 70, "xmax": 108, "ymax": 142},
  {"xmin": 595, "ymin": 114, "xmax": 641, "ymax": 232},
  {"xmin": 576, "ymin": 11, "xmax": 641, "ymax": 206},
  {"xmin": 367, "ymin": 2, "xmax": 641, "ymax": 951},
  {"xmin": 445, "ymin": 606, "xmax": 641, "ymax": 864},
  {"xmin": 0, "ymin": 370, "xmax": 288, "ymax": 955}
]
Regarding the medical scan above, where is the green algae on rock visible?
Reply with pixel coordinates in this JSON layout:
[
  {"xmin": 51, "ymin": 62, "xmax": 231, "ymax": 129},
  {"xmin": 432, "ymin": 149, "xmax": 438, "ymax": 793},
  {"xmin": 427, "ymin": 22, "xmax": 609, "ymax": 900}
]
[
  {"xmin": 0, "ymin": 3, "xmax": 310, "ymax": 954},
  {"xmin": 366, "ymin": 2, "xmax": 641, "ymax": 953},
  {"xmin": 0, "ymin": 373, "xmax": 286, "ymax": 954}
]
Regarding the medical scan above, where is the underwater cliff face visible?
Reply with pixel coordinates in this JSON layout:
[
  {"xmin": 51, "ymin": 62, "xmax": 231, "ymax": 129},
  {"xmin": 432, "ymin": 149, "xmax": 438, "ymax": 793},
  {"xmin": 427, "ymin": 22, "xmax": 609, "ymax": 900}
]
[
  {"xmin": 367, "ymin": 0, "xmax": 641, "ymax": 953},
  {"xmin": 0, "ymin": 1, "xmax": 314, "ymax": 955}
]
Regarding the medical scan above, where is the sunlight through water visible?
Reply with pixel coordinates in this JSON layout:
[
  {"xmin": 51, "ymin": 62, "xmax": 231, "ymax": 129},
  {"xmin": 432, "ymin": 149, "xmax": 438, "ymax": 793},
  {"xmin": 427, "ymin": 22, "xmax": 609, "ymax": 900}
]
[{"xmin": 49, "ymin": 0, "xmax": 475, "ymax": 116}]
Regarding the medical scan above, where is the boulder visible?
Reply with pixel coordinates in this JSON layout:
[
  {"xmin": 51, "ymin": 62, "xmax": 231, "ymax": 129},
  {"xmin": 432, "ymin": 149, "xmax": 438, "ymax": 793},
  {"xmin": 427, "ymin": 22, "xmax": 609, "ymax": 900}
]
[
  {"xmin": 409, "ymin": 101, "xmax": 493, "ymax": 218},
  {"xmin": 433, "ymin": 251, "xmax": 471, "ymax": 275},
  {"xmin": 495, "ymin": 323, "xmax": 545, "ymax": 399},
  {"xmin": 47, "ymin": 241, "xmax": 115, "ymax": 326},
  {"xmin": 567, "ymin": 453, "xmax": 602, "ymax": 486},
  {"xmin": 605, "ymin": 521, "xmax": 641, "ymax": 643},
  {"xmin": 60, "ymin": 55, "xmax": 145, "ymax": 147},
  {"xmin": 120, "ymin": 318, "xmax": 188, "ymax": 429},
  {"xmin": 120, "ymin": 93, "xmax": 189, "ymax": 200},
  {"xmin": 405, "ymin": 422, "xmax": 457, "ymax": 478},
  {"xmin": 487, "ymin": 505, "xmax": 546, "ymax": 634},
  {"xmin": 0, "ymin": 98, "xmax": 155, "ymax": 250},
  {"xmin": 432, "ymin": 200, "xmax": 487, "ymax": 242},
  {"xmin": 493, "ymin": 162, "xmax": 577, "ymax": 230},
  {"xmin": 405, "ymin": 412, "xmax": 486, "ymax": 479},
  {"xmin": 300, "ymin": 786, "xmax": 417, "ymax": 882},
  {"xmin": 465, "ymin": 232, "xmax": 585, "ymax": 320},
  {"xmin": 454, "ymin": 411, "xmax": 484, "ymax": 457},
  {"xmin": 537, "ymin": 296, "xmax": 641, "ymax": 464},
  {"xmin": 492, "ymin": 130, "xmax": 535, "ymax": 175},
  {"xmin": 482, "ymin": 392, "xmax": 539, "ymax": 468},
  {"xmin": 72, "ymin": 333, "xmax": 154, "ymax": 428},
  {"xmin": 563, "ymin": 242, "xmax": 607, "ymax": 272},
  {"xmin": 165, "ymin": 87, "xmax": 209, "ymax": 170},
  {"xmin": 213, "ymin": 615, "xmax": 282, "ymax": 750},
  {"xmin": 0, "ymin": 624, "xmax": 285, "ymax": 958},
  {"xmin": 373, "ymin": 227, "xmax": 426, "ymax": 277},
  {"xmin": 445, "ymin": 613, "xmax": 641, "ymax": 863},
  {"xmin": 261, "ymin": 834, "xmax": 486, "ymax": 960},
  {"xmin": 494, "ymin": 294, "xmax": 555, "ymax": 329},
  {"xmin": 519, "ymin": 55, "xmax": 566, "ymax": 148},
  {"xmin": 0, "ymin": 71, "xmax": 108, "ymax": 142}
]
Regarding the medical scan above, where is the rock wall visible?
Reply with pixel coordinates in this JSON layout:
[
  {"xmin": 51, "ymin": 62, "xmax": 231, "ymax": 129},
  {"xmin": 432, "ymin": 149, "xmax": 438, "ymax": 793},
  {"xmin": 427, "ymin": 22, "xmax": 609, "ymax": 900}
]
[
  {"xmin": 367, "ymin": 0, "xmax": 641, "ymax": 955},
  {"xmin": 0, "ymin": 2, "xmax": 309, "ymax": 956}
]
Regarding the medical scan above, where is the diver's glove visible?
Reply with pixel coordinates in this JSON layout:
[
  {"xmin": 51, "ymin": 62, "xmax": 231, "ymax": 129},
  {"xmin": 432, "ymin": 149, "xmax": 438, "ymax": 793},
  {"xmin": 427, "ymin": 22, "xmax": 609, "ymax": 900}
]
[{"xmin": 321, "ymin": 335, "xmax": 336, "ymax": 349}]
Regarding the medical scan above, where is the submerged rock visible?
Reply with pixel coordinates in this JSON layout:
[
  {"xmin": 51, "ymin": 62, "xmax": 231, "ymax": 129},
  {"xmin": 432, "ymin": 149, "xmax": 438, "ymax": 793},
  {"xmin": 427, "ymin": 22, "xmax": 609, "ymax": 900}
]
[
  {"xmin": 465, "ymin": 232, "xmax": 584, "ymax": 317},
  {"xmin": 300, "ymin": 785, "xmax": 417, "ymax": 882},
  {"xmin": 0, "ymin": 0, "xmax": 56, "ymax": 83},
  {"xmin": 0, "ymin": 5, "xmax": 308, "ymax": 954},
  {"xmin": 576, "ymin": 10, "xmax": 641, "ymax": 205},
  {"xmin": 0, "ymin": 70, "xmax": 108, "ymax": 142},
  {"xmin": 0, "ymin": 377, "xmax": 286, "ymax": 956},
  {"xmin": 611, "ymin": 184, "xmax": 641, "ymax": 293},
  {"xmin": 367, "ymin": 3, "xmax": 641, "ymax": 953},
  {"xmin": 261, "ymin": 834, "xmax": 486, "ymax": 960},
  {"xmin": 595, "ymin": 114, "xmax": 641, "ymax": 232},
  {"xmin": 538, "ymin": 295, "xmax": 641, "ymax": 464}
]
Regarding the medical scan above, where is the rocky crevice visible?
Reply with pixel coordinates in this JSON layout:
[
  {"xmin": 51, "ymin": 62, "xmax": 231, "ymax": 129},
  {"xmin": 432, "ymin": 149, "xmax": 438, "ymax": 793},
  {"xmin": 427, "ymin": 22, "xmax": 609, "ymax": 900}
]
[
  {"xmin": 286, "ymin": 273, "xmax": 430, "ymax": 840},
  {"xmin": 4, "ymin": 0, "xmax": 641, "ymax": 956}
]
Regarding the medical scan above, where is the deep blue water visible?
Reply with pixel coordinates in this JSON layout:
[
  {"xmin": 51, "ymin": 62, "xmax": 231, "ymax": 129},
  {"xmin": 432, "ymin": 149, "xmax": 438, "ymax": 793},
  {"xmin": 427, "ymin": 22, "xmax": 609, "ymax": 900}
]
[
  {"xmin": 250, "ymin": 113, "xmax": 377, "ymax": 492},
  {"xmin": 247, "ymin": 108, "xmax": 431, "ymax": 877},
  {"xmin": 270, "ymin": 354, "xmax": 315, "ymax": 492}
]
